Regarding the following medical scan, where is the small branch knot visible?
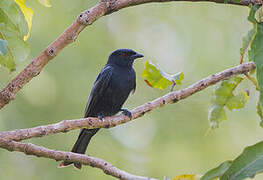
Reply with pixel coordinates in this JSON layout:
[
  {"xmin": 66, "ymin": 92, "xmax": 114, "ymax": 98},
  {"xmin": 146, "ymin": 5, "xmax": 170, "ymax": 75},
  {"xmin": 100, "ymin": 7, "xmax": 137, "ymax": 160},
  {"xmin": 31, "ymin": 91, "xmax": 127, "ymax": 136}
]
[
  {"xmin": 46, "ymin": 47, "xmax": 56, "ymax": 57},
  {"xmin": 104, "ymin": 169, "xmax": 110, "ymax": 174},
  {"xmin": 90, "ymin": 162, "xmax": 95, "ymax": 167},
  {"xmin": 172, "ymin": 98, "xmax": 178, "ymax": 103},
  {"xmin": 77, "ymin": 11, "xmax": 91, "ymax": 25},
  {"xmin": 65, "ymin": 155, "xmax": 70, "ymax": 161},
  {"xmin": 24, "ymin": 144, "xmax": 31, "ymax": 155}
]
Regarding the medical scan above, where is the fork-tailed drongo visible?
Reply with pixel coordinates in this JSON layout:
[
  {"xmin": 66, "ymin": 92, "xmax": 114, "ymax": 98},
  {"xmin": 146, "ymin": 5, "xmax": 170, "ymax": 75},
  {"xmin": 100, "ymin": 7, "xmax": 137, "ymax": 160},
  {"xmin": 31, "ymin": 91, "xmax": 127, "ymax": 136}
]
[{"xmin": 59, "ymin": 49, "xmax": 143, "ymax": 169}]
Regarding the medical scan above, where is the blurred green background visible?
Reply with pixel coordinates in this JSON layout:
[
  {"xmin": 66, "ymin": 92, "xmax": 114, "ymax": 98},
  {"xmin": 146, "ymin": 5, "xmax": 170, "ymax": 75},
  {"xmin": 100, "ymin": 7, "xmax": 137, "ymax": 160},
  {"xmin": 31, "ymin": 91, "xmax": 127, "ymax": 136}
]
[{"xmin": 0, "ymin": 1, "xmax": 262, "ymax": 179}]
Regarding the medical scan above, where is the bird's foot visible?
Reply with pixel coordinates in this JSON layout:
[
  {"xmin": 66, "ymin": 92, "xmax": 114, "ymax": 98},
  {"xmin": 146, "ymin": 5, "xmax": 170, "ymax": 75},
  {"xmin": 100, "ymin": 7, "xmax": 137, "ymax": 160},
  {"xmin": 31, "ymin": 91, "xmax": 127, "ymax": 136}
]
[
  {"xmin": 98, "ymin": 115, "xmax": 104, "ymax": 122},
  {"xmin": 120, "ymin": 109, "xmax": 132, "ymax": 120}
]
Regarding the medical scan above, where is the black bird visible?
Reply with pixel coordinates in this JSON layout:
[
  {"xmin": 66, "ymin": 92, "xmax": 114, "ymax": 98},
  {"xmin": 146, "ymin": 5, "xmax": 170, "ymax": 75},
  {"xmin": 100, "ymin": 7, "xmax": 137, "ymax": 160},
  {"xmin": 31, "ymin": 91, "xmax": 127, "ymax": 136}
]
[{"xmin": 59, "ymin": 49, "xmax": 143, "ymax": 169}]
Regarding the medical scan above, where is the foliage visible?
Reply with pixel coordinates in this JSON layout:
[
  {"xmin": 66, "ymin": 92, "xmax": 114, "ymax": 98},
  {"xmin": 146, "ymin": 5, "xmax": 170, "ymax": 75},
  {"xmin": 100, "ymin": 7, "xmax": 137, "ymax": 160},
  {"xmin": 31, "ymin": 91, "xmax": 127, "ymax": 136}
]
[
  {"xmin": 201, "ymin": 141, "xmax": 263, "ymax": 180},
  {"xmin": 0, "ymin": 0, "xmax": 29, "ymax": 71},
  {"xmin": 152, "ymin": 5, "xmax": 263, "ymax": 180},
  {"xmin": 14, "ymin": 0, "xmax": 33, "ymax": 41},
  {"xmin": 240, "ymin": 28, "xmax": 255, "ymax": 57},
  {"xmin": 248, "ymin": 5, "xmax": 263, "ymax": 126},
  {"xmin": 201, "ymin": 161, "xmax": 232, "ymax": 180},
  {"xmin": 179, "ymin": 141, "xmax": 263, "ymax": 180},
  {"xmin": 200, "ymin": 6, "xmax": 263, "ymax": 180},
  {"xmin": 220, "ymin": 141, "xmax": 263, "ymax": 180},
  {"xmin": 208, "ymin": 76, "xmax": 248, "ymax": 129},
  {"xmin": 0, "ymin": 0, "xmax": 50, "ymax": 71},
  {"xmin": 0, "ymin": 39, "xmax": 7, "ymax": 56},
  {"xmin": 142, "ymin": 60, "xmax": 184, "ymax": 90}
]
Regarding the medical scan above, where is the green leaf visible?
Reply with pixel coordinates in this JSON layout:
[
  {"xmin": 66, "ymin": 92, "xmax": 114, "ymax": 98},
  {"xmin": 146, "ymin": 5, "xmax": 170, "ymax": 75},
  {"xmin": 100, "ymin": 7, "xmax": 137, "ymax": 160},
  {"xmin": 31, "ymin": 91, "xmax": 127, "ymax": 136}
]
[
  {"xmin": 248, "ymin": 5, "xmax": 260, "ymax": 24},
  {"xmin": 38, "ymin": 0, "xmax": 52, "ymax": 7},
  {"xmin": 0, "ymin": 26, "xmax": 29, "ymax": 71},
  {"xmin": 240, "ymin": 28, "xmax": 256, "ymax": 56},
  {"xmin": 0, "ymin": 0, "xmax": 28, "ymax": 36},
  {"xmin": 200, "ymin": 161, "xmax": 232, "ymax": 180},
  {"xmin": 208, "ymin": 105, "xmax": 226, "ymax": 129},
  {"xmin": 0, "ymin": 32, "xmax": 16, "ymax": 71},
  {"xmin": 0, "ymin": 49, "xmax": 16, "ymax": 72},
  {"xmin": 14, "ymin": 0, "xmax": 34, "ymax": 40},
  {"xmin": 257, "ymin": 102, "xmax": 263, "ymax": 127},
  {"xmin": 221, "ymin": 141, "xmax": 263, "ymax": 180},
  {"xmin": 255, "ymin": 6, "xmax": 263, "ymax": 23},
  {"xmin": 208, "ymin": 76, "xmax": 245, "ymax": 129},
  {"xmin": 0, "ymin": 25, "xmax": 29, "ymax": 62},
  {"xmin": 248, "ymin": 6, "xmax": 263, "ymax": 124},
  {"xmin": 172, "ymin": 72, "xmax": 184, "ymax": 85},
  {"xmin": 141, "ymin": 61, "xmax": 184, "ymax": 90},
  {"xmin": 226, "ymin": 91, "xmax": 249, "ymax": 111},
  {"xmin": 0, "ymin": 39, "xmax": 7, "ymax": 56},
  {"xmin": 0, "ymin": 0, "xmax": 30, "ymax": 71}
]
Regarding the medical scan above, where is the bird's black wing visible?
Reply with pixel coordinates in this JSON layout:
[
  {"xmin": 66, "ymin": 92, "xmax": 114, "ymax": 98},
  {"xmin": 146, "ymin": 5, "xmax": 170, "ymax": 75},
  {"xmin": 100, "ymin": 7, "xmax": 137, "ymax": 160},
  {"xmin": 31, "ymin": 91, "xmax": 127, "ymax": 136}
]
[
  {"xmin": 131, "ymin": 69, "xmax": 136, "ymax": 95},
  {"xmin": 84, "ymin": 65, "xmax": 113, "ymax": 117}
]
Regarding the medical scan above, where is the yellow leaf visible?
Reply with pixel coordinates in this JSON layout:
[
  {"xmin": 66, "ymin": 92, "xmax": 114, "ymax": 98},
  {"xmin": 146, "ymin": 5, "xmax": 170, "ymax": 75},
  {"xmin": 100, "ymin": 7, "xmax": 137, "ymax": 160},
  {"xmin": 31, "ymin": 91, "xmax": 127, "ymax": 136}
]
[
  {"xmin": 172, "ymin": 174, "xmax": 200, "ymax": 180},
  {"xmin": 14, "ymin": 0, "xmax": 33, "ymax": 41},
  {"xmin": 141, "ymin": 61, "xmax": 184, "ymax": 90},
  {"xmin": 38, "ymin": 0, "xmax": 52, "ymax": 7}
]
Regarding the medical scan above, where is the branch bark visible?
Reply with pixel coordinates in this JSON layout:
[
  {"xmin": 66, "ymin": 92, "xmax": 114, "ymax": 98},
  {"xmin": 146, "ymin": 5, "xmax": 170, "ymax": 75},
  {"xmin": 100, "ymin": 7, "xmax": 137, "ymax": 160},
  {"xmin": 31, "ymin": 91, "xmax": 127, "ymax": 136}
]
[
  {"xmin": 0, "ymin": 62, "xmax": 255, "ymax": 142},
  {"xmin": 0, "ymin": 137, "xmax": 156, "ymax": 180},
  {"xmin": 0, "ymin": 0, "xmax": 259, "ymax": 109}
]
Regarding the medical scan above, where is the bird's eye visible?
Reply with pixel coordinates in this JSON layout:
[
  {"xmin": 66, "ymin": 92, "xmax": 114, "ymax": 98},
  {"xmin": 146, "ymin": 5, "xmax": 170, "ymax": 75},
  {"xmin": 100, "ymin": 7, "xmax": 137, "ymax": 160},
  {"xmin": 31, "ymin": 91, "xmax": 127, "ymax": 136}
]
[{"xmin": 121, "ymin": 53, "xmax": 126, "ymax": 57}]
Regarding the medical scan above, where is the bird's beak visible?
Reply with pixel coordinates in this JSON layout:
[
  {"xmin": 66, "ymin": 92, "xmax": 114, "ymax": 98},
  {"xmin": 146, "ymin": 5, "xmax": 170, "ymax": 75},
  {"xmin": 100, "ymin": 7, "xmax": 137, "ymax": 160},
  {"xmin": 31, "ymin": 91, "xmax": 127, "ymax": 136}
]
[{"xmin": 132, "ymin": 53, "xmax": 144, "ymax": 60}]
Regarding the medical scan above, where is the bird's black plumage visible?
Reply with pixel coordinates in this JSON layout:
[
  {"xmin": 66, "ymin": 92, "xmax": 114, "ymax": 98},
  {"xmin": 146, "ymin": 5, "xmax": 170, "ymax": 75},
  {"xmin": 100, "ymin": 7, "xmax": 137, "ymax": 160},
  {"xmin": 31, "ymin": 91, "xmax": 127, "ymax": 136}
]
[{"xmin": 59, "ymin": 49, "xmax": 143, "ymax": 169}]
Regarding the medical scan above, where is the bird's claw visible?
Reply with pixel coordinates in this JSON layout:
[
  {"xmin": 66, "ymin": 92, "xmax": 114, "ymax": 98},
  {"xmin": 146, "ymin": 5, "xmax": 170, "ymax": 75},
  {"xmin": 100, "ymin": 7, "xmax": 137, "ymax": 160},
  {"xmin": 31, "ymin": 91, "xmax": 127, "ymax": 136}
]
[{"xmin": 120, "ymin": 109, "xmax": 132, "ymax": 120}]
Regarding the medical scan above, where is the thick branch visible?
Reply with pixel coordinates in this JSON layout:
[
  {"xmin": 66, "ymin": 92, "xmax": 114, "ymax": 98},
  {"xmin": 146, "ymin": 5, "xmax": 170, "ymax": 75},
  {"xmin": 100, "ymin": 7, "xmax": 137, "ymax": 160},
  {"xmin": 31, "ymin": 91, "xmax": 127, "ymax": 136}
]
[
  {"xmin": 0, "ymin": 0, "xmax": 258, "ymax": 109},
  {"xmin": 0, "ymin": 137, "xmax": 155, "ymax": 180},
  {"xmin": 0, "ymin": 62, "xmax": 255, "ymax": 141}
]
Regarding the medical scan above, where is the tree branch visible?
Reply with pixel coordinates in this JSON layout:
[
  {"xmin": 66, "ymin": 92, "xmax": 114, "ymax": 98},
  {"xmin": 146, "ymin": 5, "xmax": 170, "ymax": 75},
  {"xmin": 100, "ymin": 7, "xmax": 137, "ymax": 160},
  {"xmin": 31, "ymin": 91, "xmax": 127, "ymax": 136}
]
[
  {"xmin": 0, "ymin": 62, "xmax": 256, "ymax": 180},
  {"xmin": 0, "ymin": 1, "xmax": 258, "ymax": 179},
  {"xmin": 0, "ymin": 62, "xmax": 255, "ymax": 142},
  {"xmin": 0, "ymin": 137, "xmax": 156, "ymax": 180},
  {"xmin": 0, "ymin": 0, "xmax": 259, "ymax": 109}
]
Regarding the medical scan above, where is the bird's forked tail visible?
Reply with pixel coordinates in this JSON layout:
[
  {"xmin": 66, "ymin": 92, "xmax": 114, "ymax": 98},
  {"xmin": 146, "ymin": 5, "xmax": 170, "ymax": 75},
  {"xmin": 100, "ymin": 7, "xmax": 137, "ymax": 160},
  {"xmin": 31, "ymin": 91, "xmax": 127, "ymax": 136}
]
[{"xmin": 58, "ymin": 128, "xmax": 99, "ymax": 170}]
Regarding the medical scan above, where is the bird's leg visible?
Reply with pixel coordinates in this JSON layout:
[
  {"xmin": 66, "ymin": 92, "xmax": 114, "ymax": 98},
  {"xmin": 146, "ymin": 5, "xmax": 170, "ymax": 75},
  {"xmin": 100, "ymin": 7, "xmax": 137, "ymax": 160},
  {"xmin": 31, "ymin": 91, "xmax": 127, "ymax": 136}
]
[
  {"xmin": 120, "ymin": 109, "xmax": 132, "ymax": 120},
  {"xmin": 98, "ymin": 115, "xmax": 104, "ymax": 122}
]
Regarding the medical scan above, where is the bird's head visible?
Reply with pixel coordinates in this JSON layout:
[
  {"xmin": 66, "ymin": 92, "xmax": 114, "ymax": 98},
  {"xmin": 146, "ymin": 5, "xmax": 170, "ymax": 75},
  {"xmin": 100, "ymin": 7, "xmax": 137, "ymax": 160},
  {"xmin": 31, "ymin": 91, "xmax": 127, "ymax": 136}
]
[{"xmin": 107, "ymin": 49, "xmax": 144, "ymax": 67}]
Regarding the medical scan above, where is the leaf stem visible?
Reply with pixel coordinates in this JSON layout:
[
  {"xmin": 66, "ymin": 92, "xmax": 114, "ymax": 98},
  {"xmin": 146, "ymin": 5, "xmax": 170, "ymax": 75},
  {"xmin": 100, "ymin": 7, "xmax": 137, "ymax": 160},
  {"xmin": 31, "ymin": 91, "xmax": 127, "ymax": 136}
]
[
  {"xmin": 170, "ymin": 80, "xmax": 176, "ymax": 92},
  {"xmin": 239, "ymin": 34, "xmax": 258, "ymax": 89},
  {"xmin": 245, "ymin": 73, "xmax": 259, "ymax": 90}
]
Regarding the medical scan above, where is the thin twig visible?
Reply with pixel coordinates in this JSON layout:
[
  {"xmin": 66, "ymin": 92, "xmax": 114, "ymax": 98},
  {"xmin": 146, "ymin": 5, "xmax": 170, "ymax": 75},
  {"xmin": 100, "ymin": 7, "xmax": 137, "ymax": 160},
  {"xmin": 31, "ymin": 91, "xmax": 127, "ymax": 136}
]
[
  {"xmin": 239, "ymin": 29, "xmax": 259, "ymax": 89},
  {"xmin": 0, "ymin": 137, "xmax": 156, "ymax": 180},
  {"xmin": 245, "ymin": 73, "xmax": 259, "ymax": 90},
  {"xmin": 240, "ymin": 46, "xmax": 247, "ymax": 64},
  {"xmin": 0, "ymin": 62, "xmax": 256, "ymax": 142},
  {"xmin": 170, "ymin": 80, "xmax": 176, "ymax": 92},
  {"xmin": 0, "ymin": 0, "xmax": 259, "ymax": 109}
]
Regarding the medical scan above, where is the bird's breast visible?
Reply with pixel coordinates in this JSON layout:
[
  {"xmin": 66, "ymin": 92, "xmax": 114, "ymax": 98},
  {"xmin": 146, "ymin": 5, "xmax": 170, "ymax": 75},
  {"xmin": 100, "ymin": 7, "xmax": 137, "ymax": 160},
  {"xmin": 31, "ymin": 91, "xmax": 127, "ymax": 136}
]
[
  {"xmin": 98, "ymin": 67, "xmax": 135, "ymax": 116},
  {"xmin": 111, "ymin": 68, "xmax": 135, "ymax": 92}
]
